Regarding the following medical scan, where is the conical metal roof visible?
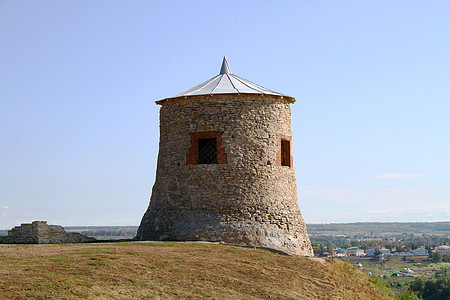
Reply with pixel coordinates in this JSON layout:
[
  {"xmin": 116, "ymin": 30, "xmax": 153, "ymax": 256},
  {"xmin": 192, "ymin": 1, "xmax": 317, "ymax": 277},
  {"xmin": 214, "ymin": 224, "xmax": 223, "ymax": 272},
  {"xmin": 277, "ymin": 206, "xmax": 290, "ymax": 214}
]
[{"xmin": 157, "ymin": 56, "xmax": 294, "ymax": 103}]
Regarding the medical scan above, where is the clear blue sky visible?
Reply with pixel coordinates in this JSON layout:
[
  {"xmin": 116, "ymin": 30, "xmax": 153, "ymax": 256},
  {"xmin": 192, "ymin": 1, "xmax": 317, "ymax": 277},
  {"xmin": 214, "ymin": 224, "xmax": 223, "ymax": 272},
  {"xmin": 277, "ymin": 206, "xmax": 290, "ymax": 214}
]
[{"xmin": 1, "ymin": 1, "xmax": 449, "ymax": 229}]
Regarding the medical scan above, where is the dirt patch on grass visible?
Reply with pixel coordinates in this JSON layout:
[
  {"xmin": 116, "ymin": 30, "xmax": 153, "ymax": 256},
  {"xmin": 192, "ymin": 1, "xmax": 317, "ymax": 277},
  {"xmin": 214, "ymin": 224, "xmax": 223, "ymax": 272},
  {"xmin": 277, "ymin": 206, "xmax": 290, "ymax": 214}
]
[{"xmin": 0, "ymin": 242, "xmax": 393, "ymax": 299}]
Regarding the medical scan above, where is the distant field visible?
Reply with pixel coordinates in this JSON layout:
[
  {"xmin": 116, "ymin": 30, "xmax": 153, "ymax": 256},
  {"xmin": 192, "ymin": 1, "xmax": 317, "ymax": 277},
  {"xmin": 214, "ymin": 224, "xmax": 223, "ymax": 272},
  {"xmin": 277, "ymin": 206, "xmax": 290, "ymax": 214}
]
[
  {"xmin": 0, "ymin": 242, "xmax": 393, "ymax": 299},
  {"xmin": 64, "ymin": 226, "xmax": 138, "ymax": 240},
  {"xmin": 59, "ymin": 222, "xmax": 450, "ymax": 240}
]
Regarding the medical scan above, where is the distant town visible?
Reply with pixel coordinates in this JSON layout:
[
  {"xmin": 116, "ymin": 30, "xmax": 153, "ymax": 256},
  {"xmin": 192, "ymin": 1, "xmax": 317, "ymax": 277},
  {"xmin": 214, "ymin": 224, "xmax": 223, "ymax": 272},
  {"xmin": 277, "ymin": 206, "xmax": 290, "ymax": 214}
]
[{"xmin": 322, "ymin": 244, "xmax": 450, "ymax": 259}]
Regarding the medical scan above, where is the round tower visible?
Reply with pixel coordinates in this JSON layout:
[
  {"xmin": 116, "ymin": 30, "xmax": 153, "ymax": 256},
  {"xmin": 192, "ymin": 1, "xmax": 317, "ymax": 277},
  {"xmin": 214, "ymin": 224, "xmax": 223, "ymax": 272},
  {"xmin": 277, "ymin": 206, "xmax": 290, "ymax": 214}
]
[{"xmin": 137, "ymin": 57, "xmax": 313, "ymax": 256}]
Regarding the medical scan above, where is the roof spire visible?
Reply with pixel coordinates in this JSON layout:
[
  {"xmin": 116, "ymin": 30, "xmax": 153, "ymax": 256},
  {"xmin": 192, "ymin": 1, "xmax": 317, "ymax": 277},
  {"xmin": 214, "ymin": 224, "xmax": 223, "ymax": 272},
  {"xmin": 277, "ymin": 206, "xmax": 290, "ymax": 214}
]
[{"xmin": 219, "ymin": 56, "xmax": 231, "ymax": 75}]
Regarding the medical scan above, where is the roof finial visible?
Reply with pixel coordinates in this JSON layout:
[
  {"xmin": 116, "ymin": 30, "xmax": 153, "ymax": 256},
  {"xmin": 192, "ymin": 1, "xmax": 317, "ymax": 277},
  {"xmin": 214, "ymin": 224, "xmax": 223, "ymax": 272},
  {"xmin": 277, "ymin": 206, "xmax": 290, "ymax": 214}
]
[{"xmin": 219, "ymin": 56, "xmax": 231, "ymax": 75}]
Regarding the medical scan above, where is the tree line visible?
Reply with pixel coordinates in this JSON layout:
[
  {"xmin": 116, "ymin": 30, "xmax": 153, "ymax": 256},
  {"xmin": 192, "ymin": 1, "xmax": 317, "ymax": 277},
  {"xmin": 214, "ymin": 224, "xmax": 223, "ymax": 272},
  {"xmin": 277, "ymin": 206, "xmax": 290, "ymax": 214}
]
[
  {"xmin": 65, "ymin": 227, "xmax": 138, "ymax": 239},
  {"xmin": 307, "ymin": 222, "xmax": 450, "ymax": 236}
]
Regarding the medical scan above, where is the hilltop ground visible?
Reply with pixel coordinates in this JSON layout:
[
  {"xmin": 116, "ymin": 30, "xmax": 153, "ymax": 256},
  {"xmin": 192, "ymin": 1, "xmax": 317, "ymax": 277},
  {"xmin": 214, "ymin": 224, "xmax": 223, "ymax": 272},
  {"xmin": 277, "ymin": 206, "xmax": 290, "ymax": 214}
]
[{"xmin": 0, "ymin": 242, "xmax": 392, "ymax": 299}]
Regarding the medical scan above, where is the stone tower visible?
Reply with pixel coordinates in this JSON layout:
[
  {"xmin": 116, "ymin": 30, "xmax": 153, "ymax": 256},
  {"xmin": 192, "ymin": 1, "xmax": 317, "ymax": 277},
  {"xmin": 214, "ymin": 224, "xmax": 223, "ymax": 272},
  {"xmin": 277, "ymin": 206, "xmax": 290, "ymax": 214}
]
[{"xmin": 137, "ymin": 57, "xmax": 313, "ymax": 256}]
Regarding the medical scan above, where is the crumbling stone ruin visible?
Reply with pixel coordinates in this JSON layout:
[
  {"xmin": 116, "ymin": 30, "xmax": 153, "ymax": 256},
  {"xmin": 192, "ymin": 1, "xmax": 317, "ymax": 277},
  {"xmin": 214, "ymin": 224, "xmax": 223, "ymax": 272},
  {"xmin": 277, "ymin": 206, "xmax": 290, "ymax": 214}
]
[
  {"xmin": 137, "ymin": 57, "xmax": 313, "ymax": 256},
  {"xmin": 0, "ymin": 221, "xmax": 95, "ymax": 244}
]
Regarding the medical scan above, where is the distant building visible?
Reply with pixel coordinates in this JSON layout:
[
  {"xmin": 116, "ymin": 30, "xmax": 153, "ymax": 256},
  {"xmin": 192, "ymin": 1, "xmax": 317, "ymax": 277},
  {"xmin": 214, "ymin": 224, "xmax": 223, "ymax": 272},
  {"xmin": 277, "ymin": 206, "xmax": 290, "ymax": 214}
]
[
  {"xmin": 434, "ymin": 245, "xmax": 450, "ymax": 256},
  {"xmin": 394, "ymin": 252, "xmax": 414, "ymax": 257},
  {"xmin": 366, "ymin": 246, "xmax": 391, "ymax": 257},
  {"xmin": 332, "ymin": 248, "xmax": 347, "ymax": 258},
  {"xmin": 365, "ymin": 248, "xmax": 376, "ymax": 257},
  {"xmin": 411, "ymin": 248, "xmax": 428, "ymax": 256},
  {"xmin": 347, "ymin": 247, "xmax": 364, "ymax": 257},
  {"xmin": 380, "ymin": 248, "xmax": 392, "ymax": 256}
]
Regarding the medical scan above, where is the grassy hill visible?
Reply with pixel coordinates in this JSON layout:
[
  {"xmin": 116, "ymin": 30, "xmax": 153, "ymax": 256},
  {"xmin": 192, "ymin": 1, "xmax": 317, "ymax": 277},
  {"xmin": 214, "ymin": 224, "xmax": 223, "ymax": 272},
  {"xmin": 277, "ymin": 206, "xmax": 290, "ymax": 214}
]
[{"xmin": 0, "ymin": 242, "xmax": 393, "ymax": 299}]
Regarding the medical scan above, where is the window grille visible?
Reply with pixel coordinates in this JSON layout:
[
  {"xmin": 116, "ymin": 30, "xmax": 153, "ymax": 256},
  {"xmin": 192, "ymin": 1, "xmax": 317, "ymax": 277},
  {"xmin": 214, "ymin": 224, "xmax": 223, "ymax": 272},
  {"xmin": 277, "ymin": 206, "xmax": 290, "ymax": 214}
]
[{"xmin": 198, "ymin": 138, "xmax": 217, "ymax": 164}]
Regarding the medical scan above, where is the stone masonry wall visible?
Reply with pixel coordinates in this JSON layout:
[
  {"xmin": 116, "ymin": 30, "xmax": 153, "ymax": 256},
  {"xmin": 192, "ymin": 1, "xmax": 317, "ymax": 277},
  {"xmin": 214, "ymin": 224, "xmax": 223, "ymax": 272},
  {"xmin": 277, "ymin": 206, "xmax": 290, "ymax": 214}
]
[
  {"xmin": 137, "ymin": 94, "xmax": 313, "ymax": 256},
  {"xmin": 0, "ymin": 221, "xmax": 95, "ymax": 244}
]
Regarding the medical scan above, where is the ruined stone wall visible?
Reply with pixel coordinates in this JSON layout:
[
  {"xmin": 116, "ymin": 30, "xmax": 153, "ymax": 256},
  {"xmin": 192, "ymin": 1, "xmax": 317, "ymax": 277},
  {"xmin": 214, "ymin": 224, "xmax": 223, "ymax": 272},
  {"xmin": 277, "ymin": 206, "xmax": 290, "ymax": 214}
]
[
  {"xmin": 137, "ymin": 94, "xmax": 313, "ymax": 256},
  {"xmin": 0, "ymin": 223, "xmax": 39, "ymax": 244},
  {"xmin": 0, "ymin": 221, "xmax": 95, "ymax": 244}
]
